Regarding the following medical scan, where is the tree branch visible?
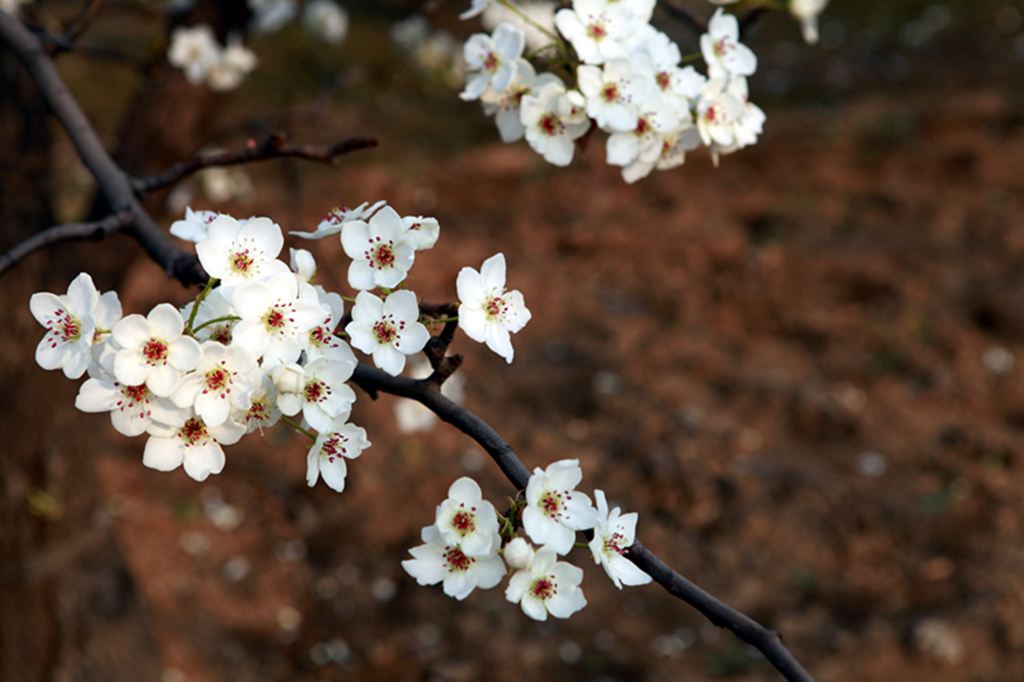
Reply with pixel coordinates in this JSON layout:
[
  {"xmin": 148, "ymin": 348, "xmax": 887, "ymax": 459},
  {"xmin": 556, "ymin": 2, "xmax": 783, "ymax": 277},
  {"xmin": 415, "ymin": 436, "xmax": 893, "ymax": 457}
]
[
  {"xmin": 0, "ymin": 210, "xmax": 133, "ymax": 276},
  {"xmin": 131, "ymin": 133, "xmax": 379, "ymax": 195}
]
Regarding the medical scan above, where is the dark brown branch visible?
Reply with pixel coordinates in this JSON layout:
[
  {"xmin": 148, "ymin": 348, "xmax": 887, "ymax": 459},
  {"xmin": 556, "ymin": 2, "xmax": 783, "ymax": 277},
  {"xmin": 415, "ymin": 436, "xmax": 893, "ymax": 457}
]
[
  {"xmin": 0, "ymin": 12, "xmax": 205, "ymax": 285},
  {"xmin": 418, "ymin": 301, "xmax": 461, "ymax": 384},
  {"xmin": 62, "ymin": 0, "xmax": 103, "ymax": 44},
  {"xmin": 350, "ymin": 364, "xmax": 815, "ymax": 681},
  {"xmin": 131, "ymin": 133, "xmax": 379, "ymax": 195},
  {"xmin": 0, "ymin": 210, "xmax": 133, "ymax": 276}
]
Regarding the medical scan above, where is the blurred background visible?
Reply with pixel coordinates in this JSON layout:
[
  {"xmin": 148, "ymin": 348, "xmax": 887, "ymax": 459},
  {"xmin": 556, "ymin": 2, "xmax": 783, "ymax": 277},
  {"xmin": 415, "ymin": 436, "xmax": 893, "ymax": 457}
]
[{"xmin": 1, "ymin": 0, "xmax": 1023, "ymax": 680}]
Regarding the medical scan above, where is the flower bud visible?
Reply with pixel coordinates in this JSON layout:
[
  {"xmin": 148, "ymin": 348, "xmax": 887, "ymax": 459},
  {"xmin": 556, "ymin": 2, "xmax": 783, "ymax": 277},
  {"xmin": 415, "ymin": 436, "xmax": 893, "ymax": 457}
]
[
  {"xmin": 272, "ymin": 363, "xmax": 306, "ymax": 394},
  {"xmin": 502, "ymin": 537, "xmax": 534, "ymax": 569}
]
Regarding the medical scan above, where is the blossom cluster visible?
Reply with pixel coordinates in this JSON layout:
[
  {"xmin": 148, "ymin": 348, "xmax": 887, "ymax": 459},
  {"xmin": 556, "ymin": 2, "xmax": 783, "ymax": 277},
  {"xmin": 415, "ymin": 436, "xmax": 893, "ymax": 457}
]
[
  {"xmin": 167, "ymin": 0, "xmax": 348, "ymax": 91},
  {"xmin": 458, "ymin": 0, "xmax": 823, "ymax": 182},
  {"xmin": 402, "ymin": 460, "xmax": 651, "ymax": 620},
  {"xmin": 30, "ymin": 200, "xmax": 531, "ymax": 486}
]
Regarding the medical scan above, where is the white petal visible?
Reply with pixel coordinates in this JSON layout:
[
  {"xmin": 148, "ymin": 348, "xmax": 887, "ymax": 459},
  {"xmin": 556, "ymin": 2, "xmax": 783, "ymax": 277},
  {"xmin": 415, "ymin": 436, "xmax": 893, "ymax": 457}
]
[{"xmin": 142, "ymin": 436, "xmax": 184, "ymax": 472}]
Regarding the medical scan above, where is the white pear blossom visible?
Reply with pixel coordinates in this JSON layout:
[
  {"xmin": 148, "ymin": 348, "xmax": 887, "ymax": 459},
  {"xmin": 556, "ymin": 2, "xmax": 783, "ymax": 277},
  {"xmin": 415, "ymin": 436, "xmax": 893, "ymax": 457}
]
[
  {"xmin": 290, "ymin": 248, "xmax": 318, "ymax": 284},
  {"xmin": 249, "ymin": 0, "xmax": 296, "ymax": 33},
  {"xmin": 305, "ymin": 421, "xmax": 371, "ymax": 493},
  {"xmin": 231, "ymin": 272, "xmax": 323, "ymax": 367},
  {"xmin": 233, "ymin": 373, "xmax": 281, "ymax": 433},
  {"xmin": 588, "ymin": 490, "xmax": 652, "ymax": 588},
  {"xmin": 700, "ymin": 8, "xmax": 757, "ymax": 79},
  {"xmin": 185, "ymin": 288, "xmax": 238, "ymax": 345},
  {"xmin": 520, "ymin": 76, "xmax": 590, "ymax": 166},
  {"xmin": 302, "ymin": 287, "xmax": 354, "ymax": 364},
  {"xmin": 456, "ymin": 253, "xmax": 531, "ymax": 364},
  {"xmin": 170, "ymin": 341, "xmax": 258, "ymax": 427},
  {"xmin": 606, "ymin": 107, "xmax": 682, "ymax": 176},
  {"xmin": 522, "ymin": 458, "xmax": 597, "ymax": 555},
  {"xmin": 460, "ymin": 23, "xmax": 526, "ymax": 101},
  {"xmin": 481, "ymin": 59, "xmax": 537, "ymax": 143},
  {"xmin": 345, "ymin": 290, "xmax": 430, "ymax": 376},
  {"xmin": 505, "ymin": 546, "xmax": 586, "ymax": 620},
  {"xmin": 167, "ymin": 25, "xmax": 220, "ymax": 84},
  {"xmin": 435, "ymin": 477, "xmax": 500, "ymax": 557},
  {"xmin": 170, "ymin": 207, "xmax": 219, "ymax": 243},
  {"xmin": 303, "ymin": 0, "xmax": 349, "ymax": 44},
  {"xmin": 290, "ymin": 201, "xmax": 387, "ymax": 240},
  {"xmin": 554, "ymin": 0, "xmax": 637, "ymax": 65},
  {"xmin": 144, "ymin": 415, "xmax": 245, "ymax": 481},
  {"xmin": 791, "ymin": 0, "xmax": 829, "ymax": 44},
  {"xmin": 30, "ymin": 273, "xmax": 121, "ymax": 380},
  {"xmin": 111, "ymin": 304, "xmax": 202, "ymax": 397},
  {"xmin": 276, "ymin": 357, "xmax": 357, "ymax": 433},
  {"xmin": 402, "ymin": 524, "xmax": 506, "ymax": 600},
  {"xmin": 195, "ymin": 215, "xmax": 288, "ymax": 293},
  {"xmin": 502, "ymin": 537, "xmax": 535, "ymax": 569},
  {"xmin": 696, "ymin": 75, "xmax": 746, "ymax": 149},
  {"xmin": 75, "ymin": 374, "xmax": 186, "ymax": 437},
  {"xmin": 340, "ymin": 205, "xmax": 417, "ymax": 290},
  {"xmin": 207, "ymin": 36, "xmax": 258, "ymax": 92},
  {"xmin": 577, "ymin": 59, "xmax": 646, "ymax": 132},
  {"xmin": 402, "ymin": 215, "xmax": 441, "ymax": 251}
]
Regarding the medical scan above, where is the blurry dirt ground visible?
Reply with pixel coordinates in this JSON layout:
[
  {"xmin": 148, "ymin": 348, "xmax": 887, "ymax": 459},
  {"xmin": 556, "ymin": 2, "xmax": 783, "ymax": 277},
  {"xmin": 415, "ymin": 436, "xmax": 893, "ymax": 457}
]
[{"xmin": 4, "ymin": 17, "xmax": 1024, "ymax": 681}]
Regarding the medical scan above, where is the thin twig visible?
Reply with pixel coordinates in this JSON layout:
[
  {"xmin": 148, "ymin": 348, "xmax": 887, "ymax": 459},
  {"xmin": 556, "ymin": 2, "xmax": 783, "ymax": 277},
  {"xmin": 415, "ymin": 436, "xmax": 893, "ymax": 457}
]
[
  {"xmin": 131, "ymin": 133, "xmax": 379, "ymax": 195},
  {"xmin": 0, "ymin": 210, "xmax": 133, "ymax": 276}
]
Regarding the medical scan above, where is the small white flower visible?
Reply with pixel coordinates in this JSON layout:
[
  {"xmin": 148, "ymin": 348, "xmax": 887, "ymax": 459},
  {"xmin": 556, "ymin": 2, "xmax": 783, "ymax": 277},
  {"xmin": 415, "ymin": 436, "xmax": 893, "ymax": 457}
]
[
  {"xmin": 401, "ymin": 215, "xmax": 441, "ymax": 251},
  {"xmin": 340, "ymin": 205, "xmax": 417, "ymax": 290},
  {"xmin": 290, "ymin": 201, "xmax": 387, "ymax": 240},
  {"xmin": 554, "ymin": 0, "xmax": 636, "ymax": 65},
  {"xmin": 111, "ymin": 304, "xmax": 202, "ymax": 397},
  {"xmin": 456, "ymin": 253, "xmax": 531, "ymax": 364},
  {"xmin": 303, "ymin": 0, "xmax": 349, "ymax": 44},
  {"xmin": 696, "ymin": 76, "xmax": 746, "ymax": 149},
  {"xmin": 606, "ymin": 107, "xmax": 681, "ymax": 173},
  {"xmin": 233, "ymin": 373, "xmax": 282, "ymax": 433},
  {"xmin": 207, "ymin": 36, "xmax": 258, "ymax": 91},
  {"xmin": 435, "ymin": 477, "xmax": 501, "ymax": 557},
  {"xmin": 195, "ymin": 215, "xmax": 289, "ymax": 293},
  {"xmin": 185, "ymin": 288, "xmax": 238, "ymax": 345},
  {"xmin": 481, "ymin": 59, "xmax": 537, "ymax": 143},
  {"xmin": 345, "ymin": 290, "xmax": 430, "ymax": 376},
  {"xmin": 505, "ymin": 546, "xmax": 586, "ymax": 620},
  {"xmin": 143, "ymin": 415, "xmax": 245, "ymax": 481},
  {"xmin": 170, "ymin": 206, "xmax": 220, "ymax": 242},
  {"xmin": 167, "ymin": 25, "xmax": 221, "ymax": 84},
  {"xmin": 460, "ymin": 23, "xmax": 526, "ymax": 101},
  {"xmin": 700, "ymin": 8, "xmax": 757, "ymax": 79},
  {"xmin": 75, "ymin": 374, "xmax": 186, "ymax": 437},
  {"xmin": 290, "ymin": 248, "xmax": 318, "ymax": 284},
  {"xmin": 790, "ymin": 0, "xmax": 829, "ymax": 44},
  {"xmin": 30, "ymin": 273, "xmax": 120, "ymax": 380},
  {"xmin": 170, "ymin": 341, "xmax": 258, "ymax": 427},
  {"xmin": 522, "ymin": 458, "xmax": 597, "ymax": 555},
  {"xmin": 577, "ymin": 59, "xmax": 646, "ymax": 132},
  {"xmin": 502, "ymin": 537, "xmax": 535, "ymax": 569},
  {"xmin": 231, "ymin": 272, "xmax": 323, "ymax": 367},
  {"xmin": 305, "ymin": 422, "xmax": 371, "ymax": 493},
  {"xmin": 276, "ymin": 357, "xmax": 357, "ymax": 433},
  {"xmin": 302, "ymin": 286, "xmax": 355, "ymax": 364},
  {"xmin": 588, "ymin": 490, "xmax": 652, "ymax": 589},
  {"xmin": 402, "ymin": 524, "xmax": 506, "ymax": 601},
  {"xmin": 520, "ymin": 76, "xmax": 590, "ymax": 166},
  {"xmin": 249, "ymin": 0, "xmax": 296, "ymax": 33},
  {"xmin": 480, "ymin": 2, "xmax": 557, "ymax": 52}
]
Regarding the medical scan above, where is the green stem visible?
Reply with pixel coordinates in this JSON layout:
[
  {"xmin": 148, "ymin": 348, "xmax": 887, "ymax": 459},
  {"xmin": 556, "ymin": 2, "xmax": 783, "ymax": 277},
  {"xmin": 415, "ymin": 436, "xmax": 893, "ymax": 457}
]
[
  {"xmin": 680, "ymin": 52, "xmax": 703, "ymax": 64},
  {"xmin": 421, "ymin": 315, "xmax": 459, "ymax": 325},
  {"xmin": 282, "ymin": 415, "xmax": 317, "ymax": 441},
  {"xmin": 497, "ymin": 0, "xmax": 561, "ymax": 43},
  {"xmin": 185, "ymin": 277, "xmax": 217, "ymax": 335},
  {"xmin": 192, "ymin": 315, "xmax": 241, "ymax": 334},
  {"xmin": 341, "ymin": 295, "xmax": 357, "ymax": 303}
]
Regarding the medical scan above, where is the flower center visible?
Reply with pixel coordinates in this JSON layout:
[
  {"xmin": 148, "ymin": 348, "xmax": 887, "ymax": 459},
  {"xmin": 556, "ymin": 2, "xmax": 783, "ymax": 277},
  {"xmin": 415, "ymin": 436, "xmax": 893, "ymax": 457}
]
[
  {"xmin": 178, "ymin": 417, "xmax": 210, "ymax": 447},
  {"xmin": 600, "ymin": 83, "xmax": 619, "ymax": 102},
  {"xmin": 116, "ymin": 384, "xmax": 152, "ymax": 419},
  {"xmin": 443, "ymin": 546, "xmax": 474, "ymax": 573},
  {"xmin": 603, "ymin": 531, "xmax": 628, "ymax": 556},
  {"xmin": 262, "ymin": 304, "xmax": 294, "ymax": 334},
  {"xmin": 714, "ymin": 37, "xmax": 731, "ymax": 58},
  {"xmin": 705, "ymin": 105, "xmax": 717, "ymax": 123},
  {"xmin": 656, "ymin": 71, "xmax": 671, "ymax": 91},
  {"xmin": 204, "ymin": 365, "xmax": 230, "ymax": 393},
  {"xmin": 48, "ymin": 308, "xmax": 82, "ymax": 343},
  {"xmin": 530, "ymin": 576, "xmax": 557, "ymax": 600},
  {"xmin": 304, "ymin": 379, "xmax": 330, "ymax": 404},
  {"xmin": 321, "ymin": 433, "xmax": 350, "ymax": 462},
  {"xmin": 635, "ymin": 116, "xmax": 651, "ymax": 135},
  {"xmin": 539, "ymin": 113, "xmax": 561, "ymax": 137},
  {"xmin": 586, "ymin": 21, "xmax": 607, "ymax": 40},
  {"xmin": 229, "ymin": 249, "xmax": 255, "ymax": 275},
  {"xmin": 210, "ymin": 326, "xmax": 233, "ymax": 345},
  {"xmin": 247, "ymin": 398, "xmax": 269, "ymax": 424},
  {"xmin": 371, "ymin": 242, "xmax": 395, "ymax": 269},
  {"xmin": 142, "ymin": 338, "xmax": 169, "ymax": 365},
  {"xmin": 540, "ymin": 491, "xmax": 564, "ymax": 519},
  {"xmin": 451, "ymin": 508, "xmax": 476, "ymax": 535},
  {"xmin": 372, "ymin": 315, "xmax": 406, "ymax": 345},
  {"xmin": 484, "ymin": 294, "xmax": 507, "ymax": 321},
  {"xmin": 483, "ymin": 51, "xmax": 499, "ymax": 73}
]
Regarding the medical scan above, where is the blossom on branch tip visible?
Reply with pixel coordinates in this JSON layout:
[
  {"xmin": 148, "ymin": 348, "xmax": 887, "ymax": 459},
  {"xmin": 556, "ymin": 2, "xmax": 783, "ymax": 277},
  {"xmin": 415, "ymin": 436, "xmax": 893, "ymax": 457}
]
[
  {"xmin": 345, "ymin": 290, "xmax": 430, "ymax": 376},
  {"xmin": 457, "ymin": 253, "xmax": 531, "ymax": 364},
  {"xmin": 435, "ymin": 477, "xmax": 501, "ymax": 557},
  {"xmin": 290, "ymin": 201, "xmax": 387, "ymax": 240},
  {"xmin": 231, "ymin": 272, "xmax": 323, "ymax": 368},
  {"xmin": 144, "ymin": 414, "xmax": 245, "ymax": 481},
  {"xmin": 75, "ymin": 374, "xmax": 186, "ymax": 437},
  {"xmin": 700, "ymin": 8, "xmax": 757, "ymax": 79},
  {"xmin": 195, "ymin": 215, "xmax": 288, "ymax": 293},
  {"xmin": 340, "ymin": 205, "xmax": 417, "ymax": 290},
  {"xmin": 520, "ymin": 77, "xmax": 590, "ymax": 167},
  {"xmin": 461, "ymin": 23, "xmax": 526, "ymax": 101},
  {"xmin": 588, "ymin": 490, "xmax": 652, "ymax": 588},
  {"xmin": 276, "ymin": 357, "xmax": 357, "ymax": 433},
  {"xmin": 505, "ymin": 546, "xmax": 586, "ymax": 620},
  {"xmin": 111, "ymin": 304, "xmax": 201, "ymax": 397},
  {"xmin": 306, "ymin": 421, "xmax": 371, "ymax": 493},
  {"xmin": 402, "ymin": 215, "xmax": 441, "ymax": 252},
  {"xmin": 554, "ymin": 0, "xmax": 636, "ymax": 66},
  {"xmin": 30, "ymin": 273, "xmax": 120, "ymax": 380},
  {"xmin": 402, "ymin": 524, "xmax": 506, "ymax": 600},
  {"xmin": 167, "ymin": 25, "xmax": 220, "ymax": 84},
  {"xmin": 170, "ymin": 341, "xmax": 258, "ymax": 427},
  {"xmin": 522, "ymin": 458, "xmax": 597, "ymax": 555},
  {"xmin": 170, "ymin": 207, "xmax": 219, "ymax": 243}
]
